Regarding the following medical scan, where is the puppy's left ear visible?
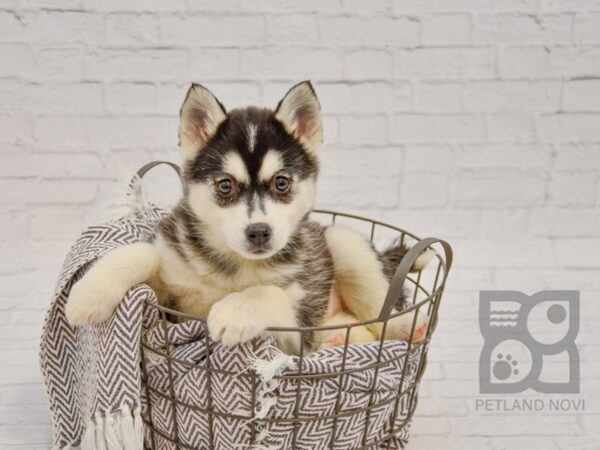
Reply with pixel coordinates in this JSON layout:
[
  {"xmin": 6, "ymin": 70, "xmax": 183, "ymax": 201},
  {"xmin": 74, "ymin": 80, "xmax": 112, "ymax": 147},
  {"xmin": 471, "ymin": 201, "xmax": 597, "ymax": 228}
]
[
  {"xmin": 275, "ymin": 81, "xmax": 323, "ymax": 155},
  {"xmin": 179, "ymin": 83, "xmax": 227, "ymax": 160}
]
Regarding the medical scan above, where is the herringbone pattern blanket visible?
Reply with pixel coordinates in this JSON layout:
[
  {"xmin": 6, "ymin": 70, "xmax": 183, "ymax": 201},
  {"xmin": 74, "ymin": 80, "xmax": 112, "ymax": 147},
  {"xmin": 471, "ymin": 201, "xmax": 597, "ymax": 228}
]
[{"xmin": 40, "ymin": 206, "xmax": 421, "ymax": 449}]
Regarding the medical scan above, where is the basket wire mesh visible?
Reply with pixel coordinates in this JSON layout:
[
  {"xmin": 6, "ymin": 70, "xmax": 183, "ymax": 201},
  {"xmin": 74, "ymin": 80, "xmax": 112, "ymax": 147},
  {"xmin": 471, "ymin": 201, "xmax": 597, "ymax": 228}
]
[{"xmin": 138, "ymin": 209, "xmax": 452, "ymax": 450}]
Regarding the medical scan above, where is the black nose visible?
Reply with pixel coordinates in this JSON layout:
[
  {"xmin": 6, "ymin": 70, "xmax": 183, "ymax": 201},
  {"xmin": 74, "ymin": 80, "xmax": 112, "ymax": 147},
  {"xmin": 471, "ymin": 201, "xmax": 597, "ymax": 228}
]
[{"xmin": 245, "ymin": 223, "xmax": 272, "ymax": 246}]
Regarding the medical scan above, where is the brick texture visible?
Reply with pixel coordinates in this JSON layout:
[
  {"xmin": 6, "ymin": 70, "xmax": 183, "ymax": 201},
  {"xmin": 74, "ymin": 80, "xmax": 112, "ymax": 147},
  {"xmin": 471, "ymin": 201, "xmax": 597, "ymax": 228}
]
[{"xmin": 1, "ymin": 1, "xmax": 598, "ymax": 449}]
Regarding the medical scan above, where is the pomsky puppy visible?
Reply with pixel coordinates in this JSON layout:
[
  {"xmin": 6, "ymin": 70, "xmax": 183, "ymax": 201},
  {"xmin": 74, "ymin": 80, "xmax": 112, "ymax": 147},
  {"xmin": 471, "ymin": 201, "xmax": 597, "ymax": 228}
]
[{"xmin": 65, "ymin": 81, "xmax": 430, "ymax": 354}]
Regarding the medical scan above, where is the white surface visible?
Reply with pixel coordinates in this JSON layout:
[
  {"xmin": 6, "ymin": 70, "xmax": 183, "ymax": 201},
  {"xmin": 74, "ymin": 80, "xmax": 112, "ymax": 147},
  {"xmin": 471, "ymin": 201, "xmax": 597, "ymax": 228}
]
[{"xmin": 1, "ymin": 0, "xmax": 599, "ymax": 449}]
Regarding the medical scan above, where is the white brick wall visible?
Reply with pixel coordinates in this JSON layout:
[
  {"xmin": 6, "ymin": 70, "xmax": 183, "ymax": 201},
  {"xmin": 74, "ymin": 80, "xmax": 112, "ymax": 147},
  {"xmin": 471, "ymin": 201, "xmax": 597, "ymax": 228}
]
[{"xmin": 1, "ymin": 1, "xmax": 599, "ymax": 449}]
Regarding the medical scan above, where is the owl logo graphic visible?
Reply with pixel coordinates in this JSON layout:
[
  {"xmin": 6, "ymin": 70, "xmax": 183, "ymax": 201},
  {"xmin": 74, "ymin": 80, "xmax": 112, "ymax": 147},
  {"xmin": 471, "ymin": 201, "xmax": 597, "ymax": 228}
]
[{"xmin": 479, "ymin": 290, "xmax": 579, "ymax": 394}]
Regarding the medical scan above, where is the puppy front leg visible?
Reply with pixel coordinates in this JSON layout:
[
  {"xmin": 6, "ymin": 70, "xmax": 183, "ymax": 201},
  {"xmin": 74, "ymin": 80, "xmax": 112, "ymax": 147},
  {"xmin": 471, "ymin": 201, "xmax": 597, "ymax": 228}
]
[
  {"xmin": 207, "ymin": 285, "xmax": 300, "ymax": 354},
  {"xmin": 66, "ymin": 242, "xmax": 159, "ymax": 326}
]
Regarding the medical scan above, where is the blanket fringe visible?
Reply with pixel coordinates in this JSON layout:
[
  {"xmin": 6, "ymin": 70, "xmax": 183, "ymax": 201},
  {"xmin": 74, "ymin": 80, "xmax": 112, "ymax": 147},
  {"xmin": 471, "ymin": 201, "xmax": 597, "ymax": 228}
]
[
  {"xmin": 245, "ymin": 345, "xmax": 296, "ymax": 447},
  {"xmin": 77, "ymin": 405, "xmax": 143, "ymax": 450},
  {"xmin": 107, "ymin": 171, "xmax": 152, "ymax": 221},
  {"xmin": 248, "ymin": 345, "xmax": 296, "ymax": 421}
]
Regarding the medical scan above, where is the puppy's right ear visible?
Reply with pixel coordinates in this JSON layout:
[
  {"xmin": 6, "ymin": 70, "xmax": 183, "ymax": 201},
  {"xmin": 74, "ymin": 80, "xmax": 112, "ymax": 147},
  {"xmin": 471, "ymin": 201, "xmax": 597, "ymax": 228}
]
[
  {"xmin": 179, "ymin": 83, "xmax": 226, "ymax": 160},
  {"xmin": 275, "ymin": 81, "xmax": 322, "ymax": 156}
]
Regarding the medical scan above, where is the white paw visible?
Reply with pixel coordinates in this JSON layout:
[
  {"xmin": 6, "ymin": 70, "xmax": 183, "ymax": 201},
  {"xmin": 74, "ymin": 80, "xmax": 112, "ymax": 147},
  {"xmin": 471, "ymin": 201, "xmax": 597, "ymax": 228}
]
[
  {"xmin": 389, "ymin": 308, "xmax": 429, "ymax": 343},
  {"xmin": 65, "ymin": 274, "xmax": 126, "ymax": 326},
  {"xmin": 207, "ymin": 292, "xmax": 266, "ymax": 346}
]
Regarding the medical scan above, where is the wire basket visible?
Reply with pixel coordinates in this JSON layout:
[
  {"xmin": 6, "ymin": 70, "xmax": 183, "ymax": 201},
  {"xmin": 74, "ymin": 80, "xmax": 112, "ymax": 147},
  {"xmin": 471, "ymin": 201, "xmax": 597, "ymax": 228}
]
[{"xmin": 138, "ymin": 209, "xmax": 452, "ymax": 450}]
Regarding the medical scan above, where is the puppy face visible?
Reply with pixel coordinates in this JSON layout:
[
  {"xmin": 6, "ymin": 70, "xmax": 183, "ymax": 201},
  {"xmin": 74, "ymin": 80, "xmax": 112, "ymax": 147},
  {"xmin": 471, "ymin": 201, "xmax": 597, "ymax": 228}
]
[{"xmin": 179, "ymin": 81, "xmax": 323, "ymax": 260}]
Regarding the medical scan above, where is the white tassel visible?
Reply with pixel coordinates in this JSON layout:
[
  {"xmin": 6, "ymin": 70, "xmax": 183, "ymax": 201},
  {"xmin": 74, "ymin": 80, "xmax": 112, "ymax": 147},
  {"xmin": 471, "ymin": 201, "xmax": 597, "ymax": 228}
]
[
  {"xmin": 118, "ymin": 406, "xmax": 143, "ymax": 450},
  {"xmin": 131, "ymin": 407, "xmax": 144, "ymax": 450},
  {"xmin": 249, "ymin": 347, "xmax": 296, "ymax": 383},
  {"xmin": 142, "ymin": 347, "xmax": 165, "ymax": 369},
  {"xmin": 255, "ymin": 396, "xmax": 279, "ymax": 421},
  {"xmin": 250, "ymin": 428, "xmax": 279, "ymax": 450},
  {"xmin": 230, "ymin": 428, "xmax": 278, "ymax": 450},
  {"xmin": 106, "ymin": 171, "xmax": 152, "ymax": 221},
  {"xmin": 96, "ymin": 415, "xmax": 108, "ymax": 450},
  {"xmin": 77, "ymin": 407, "xmax": 143, "ymax": 450},
  {"xmin": 104, "ymin": 414, "xmax": 122, "ymax": 450},
  {"xmin": 244, "ymin": 346, "xmax": 297, "ymax": 446},
  {"xmin": 80, "ymin": 416, "xmax": 95, "ymax": 449}
]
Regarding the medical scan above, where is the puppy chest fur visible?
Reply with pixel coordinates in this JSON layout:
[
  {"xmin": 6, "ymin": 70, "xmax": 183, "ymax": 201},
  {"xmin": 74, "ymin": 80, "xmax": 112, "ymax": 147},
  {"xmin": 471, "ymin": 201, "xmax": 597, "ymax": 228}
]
[{"xmin": 153, "ymin": 203, "xmax": 334, "ymax": 342}]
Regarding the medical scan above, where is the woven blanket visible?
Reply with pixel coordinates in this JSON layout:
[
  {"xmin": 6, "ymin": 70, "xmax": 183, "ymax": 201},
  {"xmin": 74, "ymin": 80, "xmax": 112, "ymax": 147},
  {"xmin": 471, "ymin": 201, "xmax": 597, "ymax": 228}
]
[{"xmin": 40, "ymin": 206, "xmax": 422, "ymax": 450}]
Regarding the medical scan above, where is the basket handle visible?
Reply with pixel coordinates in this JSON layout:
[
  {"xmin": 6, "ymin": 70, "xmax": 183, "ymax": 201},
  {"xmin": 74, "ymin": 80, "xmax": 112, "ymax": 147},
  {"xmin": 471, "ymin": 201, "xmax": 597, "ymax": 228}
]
[
  {"xmin": 136, "ymin": 160, "xmax": 182, "ymax": 182},
  {"xmin": 378, "ymin": 237, "xmax": 453, "ymax": 321}
]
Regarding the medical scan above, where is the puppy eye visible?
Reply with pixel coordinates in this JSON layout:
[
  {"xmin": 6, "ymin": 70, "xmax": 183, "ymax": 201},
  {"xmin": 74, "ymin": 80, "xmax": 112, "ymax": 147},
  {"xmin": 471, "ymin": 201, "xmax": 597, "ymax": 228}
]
[
  {"xmin": 273, "ymin": 175, "xmax": 290, "ymax": 193},
  {"xmin": 217, "ymin": 178, "xmax": 233, "ymax": 195}
]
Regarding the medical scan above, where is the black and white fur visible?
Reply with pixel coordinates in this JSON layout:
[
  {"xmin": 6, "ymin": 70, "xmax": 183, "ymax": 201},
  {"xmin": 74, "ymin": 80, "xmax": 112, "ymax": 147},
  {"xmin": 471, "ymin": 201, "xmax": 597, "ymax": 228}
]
[{"xmin": 65, "ymin": 81, "xmax": 430, "ymax": 354}]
